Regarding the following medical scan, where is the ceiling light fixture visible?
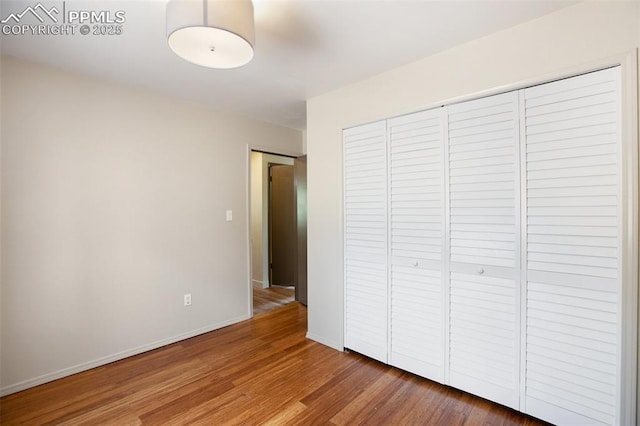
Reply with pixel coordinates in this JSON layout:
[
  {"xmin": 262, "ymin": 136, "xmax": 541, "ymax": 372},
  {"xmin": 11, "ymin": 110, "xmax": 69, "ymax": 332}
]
[{"xmin": 166, "ymin": 0, "xmax": 255, "ymax": 69}]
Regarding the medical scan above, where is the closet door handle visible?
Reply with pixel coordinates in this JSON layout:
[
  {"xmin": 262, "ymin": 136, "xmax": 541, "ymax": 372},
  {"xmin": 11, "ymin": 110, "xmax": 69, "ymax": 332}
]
[
  {"xmin": 413, "ymin": 261, "xmax": 419, "ymax": 267},
  {"xmin": 477, "ymin": 267, "xmax": 485, "ymax": 275}
]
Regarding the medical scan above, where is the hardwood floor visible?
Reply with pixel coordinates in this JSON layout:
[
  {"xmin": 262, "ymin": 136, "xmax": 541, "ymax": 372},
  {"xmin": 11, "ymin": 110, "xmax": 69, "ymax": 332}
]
[
  {"xmin": 0, "ymin": 303, "xmax": 549, "ymax": 425},
  {"xmin": 253, "ymin": 284, "xmax": 295, "ymax": 315}
]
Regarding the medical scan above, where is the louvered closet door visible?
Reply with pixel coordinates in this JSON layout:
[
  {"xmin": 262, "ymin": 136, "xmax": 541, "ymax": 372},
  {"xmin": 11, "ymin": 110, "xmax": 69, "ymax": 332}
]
[
  {"xmin": 522, "ymin": 67, "xmax": 621, "ymax": 426},
  {"xmin": 388, "ymin": 109, "xmax": 445, "ymax": 382},
  {"xmin": 343, "ymin": 120, "xmax": 388, "ymax": 363},
  {"xmin": 447, "ymin": 91, "xmax": 521, "ymax": 409}
]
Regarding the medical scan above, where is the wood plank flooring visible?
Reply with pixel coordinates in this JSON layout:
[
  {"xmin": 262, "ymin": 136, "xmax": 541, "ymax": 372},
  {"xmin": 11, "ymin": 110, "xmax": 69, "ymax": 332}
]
[
  {"xmin": 253, "ymin": 284, "xmax": 295, "ymax": 315},
  {"xmin": 0, "ymin": 303, "xmax": 549, "ymax": 425}
]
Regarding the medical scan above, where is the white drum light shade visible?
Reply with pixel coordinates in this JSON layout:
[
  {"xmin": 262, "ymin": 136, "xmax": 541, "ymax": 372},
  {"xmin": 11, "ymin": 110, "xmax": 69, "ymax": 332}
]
[{"xmin": 166, "ymin": 0, "xmax": 255, "ymax": 69}]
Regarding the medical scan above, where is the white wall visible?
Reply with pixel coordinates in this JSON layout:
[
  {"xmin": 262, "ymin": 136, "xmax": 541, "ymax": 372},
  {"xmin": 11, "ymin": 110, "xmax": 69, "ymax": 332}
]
[
  {"xmin": 0, "ymin": 55, "xmax": 303, "ymax": 394},
  {"xmin": 306, "ymin": 1, "xmax": 640, "ymax": 349},
  {"xmin": 249, "ymin": 152, "xmax": 293, "ymax": 288}
]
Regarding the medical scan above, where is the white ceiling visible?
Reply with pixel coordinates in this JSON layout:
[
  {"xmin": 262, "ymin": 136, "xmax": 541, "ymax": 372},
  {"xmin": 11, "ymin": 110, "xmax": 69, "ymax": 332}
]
[{"xmin": 0, "ymin": 0, "xmax": 575, "ymax": 130}]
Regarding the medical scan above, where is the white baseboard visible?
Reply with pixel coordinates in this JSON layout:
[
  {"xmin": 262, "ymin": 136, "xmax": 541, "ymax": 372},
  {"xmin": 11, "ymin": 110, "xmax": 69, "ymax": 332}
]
[
  {"xmin": 0, "ymin": 313, "xmax": 251, "ymax": 397},
  {"xmin": 252, "ymin": 279, "xmax": 269, "ymax": 289},
  {"xmin": 306, "ymin": 332, "xmax": 343, "ymax": 352}
]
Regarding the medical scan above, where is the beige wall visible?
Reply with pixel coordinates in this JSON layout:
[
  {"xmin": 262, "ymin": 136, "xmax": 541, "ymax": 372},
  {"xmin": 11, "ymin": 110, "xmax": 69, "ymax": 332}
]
[
  {"xmin": 0, "ymin": 56, "xmax": 302, "ymax": 394},
  {"xmin": 250, "ymin": 152, "xmax": 263, "ymax": 284},
  {"xmin": 306, "ymin": 0, "xmax": 640, "ymax": 351},
  {"xmin": 302, "ymin": 130, "xmax": 307, "ymax": 155}
]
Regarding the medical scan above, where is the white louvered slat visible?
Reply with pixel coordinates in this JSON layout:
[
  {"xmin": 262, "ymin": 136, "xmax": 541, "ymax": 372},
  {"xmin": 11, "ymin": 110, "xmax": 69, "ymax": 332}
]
[
  {"xmin": 388, "ymin": 109, "xmax": 445, "ymax": 382},
  {"xmin": 523, "ymin": 67, "xmax": 621, "ymax": 426},
  {"xmin": 447, "ymin": 92, "xmax": 520, "ymax": 409},
  {"xmin": 448, "ymin": 93, "xmax": 519, "ymax": 270},
  {"xmin": 344, "ymin": 120, "xmax": 388, "ymax": 363},
  {"xmin": 449, "ymin": 272, "xmax": 519, "ymax": 408}
]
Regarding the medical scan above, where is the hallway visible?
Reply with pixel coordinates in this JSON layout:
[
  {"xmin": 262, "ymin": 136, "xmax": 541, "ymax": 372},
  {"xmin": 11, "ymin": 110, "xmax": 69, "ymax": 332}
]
[{"xmin": 253, "ymin": 283, "xmax": 294, "ymax": 315}]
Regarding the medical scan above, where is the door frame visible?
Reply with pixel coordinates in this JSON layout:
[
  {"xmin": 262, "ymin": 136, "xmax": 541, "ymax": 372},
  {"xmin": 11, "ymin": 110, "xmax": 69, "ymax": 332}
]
[{"xmin": 246, "ymin": 144, "xmax": 303, "ymax": 317}]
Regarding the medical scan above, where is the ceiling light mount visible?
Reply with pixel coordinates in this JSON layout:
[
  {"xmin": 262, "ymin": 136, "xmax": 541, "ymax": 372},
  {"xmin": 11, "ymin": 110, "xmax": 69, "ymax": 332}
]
[{"xmin": 166, "ymin": 0, "xmax": 255, "ymax": 69}]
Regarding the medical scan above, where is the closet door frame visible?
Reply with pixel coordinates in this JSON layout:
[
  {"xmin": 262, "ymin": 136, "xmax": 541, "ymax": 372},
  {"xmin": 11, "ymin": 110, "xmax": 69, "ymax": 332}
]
[{"xmin": 615, "ymin": 51, "xmax": 638, "ymax": 426}]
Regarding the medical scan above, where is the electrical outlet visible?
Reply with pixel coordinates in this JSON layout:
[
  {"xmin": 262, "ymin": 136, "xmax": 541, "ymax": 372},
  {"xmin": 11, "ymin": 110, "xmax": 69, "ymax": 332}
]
[{"xmin": 184, "ymin": 293, "xmax": 192, "ymax": 306}]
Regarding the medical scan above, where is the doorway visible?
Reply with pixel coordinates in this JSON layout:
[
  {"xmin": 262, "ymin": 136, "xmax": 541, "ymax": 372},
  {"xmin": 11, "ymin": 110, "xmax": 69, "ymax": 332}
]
[{"xmin": 249, "ymin": 151, "xmax": 307, "ymax": 316}]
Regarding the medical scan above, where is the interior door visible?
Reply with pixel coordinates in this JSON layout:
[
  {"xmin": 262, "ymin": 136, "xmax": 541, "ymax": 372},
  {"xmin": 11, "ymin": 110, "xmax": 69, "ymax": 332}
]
[
  {"xmin": 446, "ymin": 91, "xmax": 521, "ymax": 409},
  {"xmin": 522, "ymin": 67, "xmax": 621, "ymax": 426},
  {"xmin": 294, "ymin": 156, "xmax": 308, "ymax": 305},
  {"xmin": 343, "ymin": 120, "xmax": 388, "ymax": 363},
  {"xmin": 388, "ymin": 108, "xmax": 446, "ymax": 382},
  {"xmin": 269, "ymin": 164, "xmax": 296, "ymax": 286}
]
